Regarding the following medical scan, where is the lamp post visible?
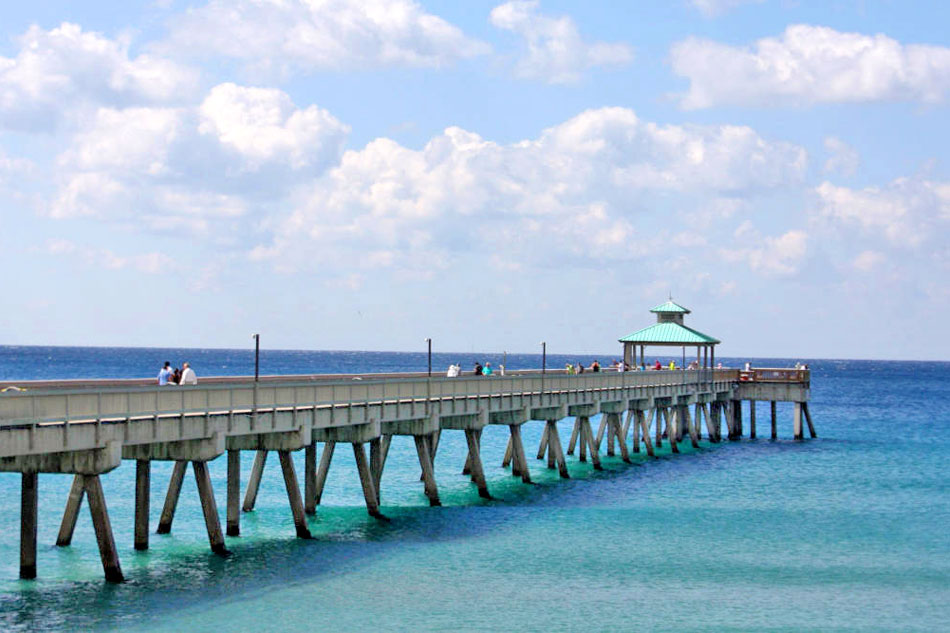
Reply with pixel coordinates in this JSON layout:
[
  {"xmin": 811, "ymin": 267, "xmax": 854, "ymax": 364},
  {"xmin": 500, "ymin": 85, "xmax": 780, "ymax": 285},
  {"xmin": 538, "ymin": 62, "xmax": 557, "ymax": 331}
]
[
  {"xmin": 252, "ymin": 334, "xmax": 260, "ymax": 382},
  {"xmin": 424, "ymin": 338, "xmax": 432, "ymax": 377},
  {"xmin": 540, "ymin": 341, "xmax": 546, "ymax": 374}
]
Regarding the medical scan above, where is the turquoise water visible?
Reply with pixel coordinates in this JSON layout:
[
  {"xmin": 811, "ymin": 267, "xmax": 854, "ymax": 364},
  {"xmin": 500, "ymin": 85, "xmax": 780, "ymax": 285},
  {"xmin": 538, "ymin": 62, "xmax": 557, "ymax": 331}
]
[{"xmin": 0, "ymin": 349, "xmax": 947, "ymax": 632}]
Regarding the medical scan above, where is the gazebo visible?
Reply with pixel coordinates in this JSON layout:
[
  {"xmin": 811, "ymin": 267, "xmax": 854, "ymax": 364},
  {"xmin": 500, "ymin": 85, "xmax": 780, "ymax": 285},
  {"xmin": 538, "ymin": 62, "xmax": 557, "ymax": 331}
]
[{"xmin": 619, "ymin": 299, "xmax": 720, "ymax": 369}]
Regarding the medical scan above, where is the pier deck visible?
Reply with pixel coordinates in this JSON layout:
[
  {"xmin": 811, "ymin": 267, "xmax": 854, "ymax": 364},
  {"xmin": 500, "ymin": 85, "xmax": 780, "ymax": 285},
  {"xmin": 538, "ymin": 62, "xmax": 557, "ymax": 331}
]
[{"xmin": 0, "ymin": 367, "xmax": 812, "ymax": 581}]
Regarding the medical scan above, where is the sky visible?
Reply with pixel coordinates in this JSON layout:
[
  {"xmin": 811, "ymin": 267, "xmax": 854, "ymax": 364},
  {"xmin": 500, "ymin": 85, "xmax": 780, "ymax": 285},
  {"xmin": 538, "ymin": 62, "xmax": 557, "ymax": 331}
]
[{"xmin": 0, "ymin": 0, "xmax": 948, "ymax": 360}]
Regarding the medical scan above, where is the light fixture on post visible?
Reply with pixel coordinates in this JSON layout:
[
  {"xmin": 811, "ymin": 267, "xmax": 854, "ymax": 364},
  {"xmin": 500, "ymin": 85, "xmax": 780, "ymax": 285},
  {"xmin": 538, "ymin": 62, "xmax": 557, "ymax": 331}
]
[
  {"xmin": 424, "ymin": 338, "xmax": 432, "ymax": 377},
  {"xmin": 252, "ymin": 334, "xmax": 260, "ymax": 382}
]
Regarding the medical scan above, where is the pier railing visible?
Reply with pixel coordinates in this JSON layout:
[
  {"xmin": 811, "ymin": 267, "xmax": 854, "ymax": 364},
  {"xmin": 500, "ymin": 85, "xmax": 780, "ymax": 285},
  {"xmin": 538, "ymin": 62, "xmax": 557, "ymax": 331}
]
[{"xmin": 0, "ymin": 368, "xmax": 757, "ymax": 428}]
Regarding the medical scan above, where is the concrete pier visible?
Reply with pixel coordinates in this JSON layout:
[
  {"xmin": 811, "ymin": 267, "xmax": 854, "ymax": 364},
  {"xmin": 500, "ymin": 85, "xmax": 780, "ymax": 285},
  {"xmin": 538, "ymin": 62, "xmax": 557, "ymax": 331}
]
[{"xmin": 0, "ymin": 365, "xmax": 811, "ymax": 581}]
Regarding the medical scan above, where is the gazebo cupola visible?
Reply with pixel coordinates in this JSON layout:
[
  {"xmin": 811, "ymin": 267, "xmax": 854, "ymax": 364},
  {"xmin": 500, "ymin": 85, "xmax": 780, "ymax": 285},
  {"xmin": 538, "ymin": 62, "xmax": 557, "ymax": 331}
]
[{"xmin": 619, "ymin": 298, "xmax": 720, "ymax": 369}]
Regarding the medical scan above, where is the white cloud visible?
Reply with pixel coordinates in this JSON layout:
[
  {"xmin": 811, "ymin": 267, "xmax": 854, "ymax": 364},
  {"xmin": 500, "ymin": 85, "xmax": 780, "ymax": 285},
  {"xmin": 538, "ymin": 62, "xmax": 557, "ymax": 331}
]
[
  {"xmin": 161, "ymin": 0, "xmax": 489, "ymax": 76},
  {"xmin": 254, "ymin": 107, "xmax": 806, "ymax": 274},
  {"xmin": 41, "ymin": 238, "xmax": 177, "ymax": 274},
  {"xmin": 721, "ymin": 223, "xmax": 808, "ymax": 275},
  {"xmin": 852, "ymin": 250, "xmax": 885, "ymax": 272},
  {"xmin": 49, "ymin": 83, "xmax": 348, "ymax": 237},
  {"xmin": 60, "ymin": 107, "xmax": 184, "ymax": 175},
  {"xmin": 490, "ymin": 1, "xmax": 632, "ymax": 83},
  {"xmin": 198, "ymin": 83, "xmax": 349, "ymax": 170},
  {"xmin": 688, "ymin": 0, "xmax": 762, "ymax": 18},
  {"xmin": 0, "ymin": 22, "xmax": 198, "ymax": 130},
  {"xmin": 814, "ymin": 177, "xmax": 950, "ymax": 247},
  {"xmin": 671, "ymin": 24, "xmax": 950, "ymax": 108},
  {"xmin": 823, "ymin": 136, "xmax": 859, "ymax": 177}
]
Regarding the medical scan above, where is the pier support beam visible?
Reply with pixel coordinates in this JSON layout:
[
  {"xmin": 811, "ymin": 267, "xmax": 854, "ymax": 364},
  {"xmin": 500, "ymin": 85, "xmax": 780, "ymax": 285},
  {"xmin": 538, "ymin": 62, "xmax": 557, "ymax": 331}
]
[
  {"xmin": 638, "ymin": 410, "xmax": 655, "ymax": 457},
  {"xmin": 803, "ymin": 402, "xmax": 817, "ymax": 438},
  {"xmin": 193, "ymin": 461, "xmax": 229, "ymax": 556},
  {"xmin": 226, "ymin": 449, "xmax": 240, "ymax": 536},
  {"xmin": 669, "ymin": 409, "xmax": 680, "ymax": 454},
  {"xmin": 85, "ymin": 474, "xmax": 124, "ymax": 583},
  {"xmin": 683, "ymin": 406, "xmax": 700, "ymax": 449},
  {"xmin": 413, "ymin": 435, "xmax": 441, "ymax": 506},
  {"xmin": 312, "ymin": 441, "xmax": 335, "ymax": 509},
  {"xmin": 749, "ymin": 401, "xmax": 757, "ymax": 439},
  {"xmin": 352, "ymin": 442, "xmax": 385, "ymax": 519},
  {"xmin": 536, "ymin": 424, "xmax": 550, "ymax": 461},
  {"xmin": 771, "ymin": 401, "xmax": 777, "ymax": 440},
  {"xmin": 277, "ymin": 450, "xmax": 312, "ymax": 538},
  {"xmin": 567, "ymin": 419, "xmax": 580, "ymax": 456},
  {"xmin": 134, "ymin": 460, "xmax": 150, "ymax": 551},
  {"xmin": 370, "ymin": 435, "xmax": 391, "ymax": 506},
  {"xmin": 304, "ymin": 442, "xmax": 317, "ymax": 514},
  {"xmin": 577, "ymin": 416, "xmax": 602, "ymax": 470},
  {"xmin": 655, "ymin": 409, "xmax": 663, "ymax": 448},
  {"xmin": 242, "ymin": 450, "xmax": 268, "ymax": 512},
  {"xmin": 56, "ymin": 474, "xmax": 84, "ymax": 547},
  {"xmin": 20, "ymin": 472, "xmax": 37, "ymax": 580},
  {"xmin": 463, "ymin": 429, "xmax": 492, "ymax": 499},
  {"xmin": 157, "ymin": 460, "xmax": 187, "ymax": 534},
  {"xmin": 543, "ymin": 420, "xmax": 570, "ymax": 478},
  {"xmin": 508, "ymin": 425, "xmax": 532, "ymax": 484},
  {"xmin": 793, "ymin": 403, "xmax": 803, "ymax": 440},
  {"xmin": 606, "ymin": 413, "xmax": 630, "ymax": 463}
]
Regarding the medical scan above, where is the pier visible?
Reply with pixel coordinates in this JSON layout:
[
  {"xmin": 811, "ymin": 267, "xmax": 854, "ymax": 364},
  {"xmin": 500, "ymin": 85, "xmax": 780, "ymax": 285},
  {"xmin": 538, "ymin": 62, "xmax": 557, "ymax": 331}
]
[
  {"xmin": 0, "ymin": 365, "xmax": 812, "ymax": 582},
  {"xmin": 0, "ymin": 302, "xmax": 815, "ymax": 582}
]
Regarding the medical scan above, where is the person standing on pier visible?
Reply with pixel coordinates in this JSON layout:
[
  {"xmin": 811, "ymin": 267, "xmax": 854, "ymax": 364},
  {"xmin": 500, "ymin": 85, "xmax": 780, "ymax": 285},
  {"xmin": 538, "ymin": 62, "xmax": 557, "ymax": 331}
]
[
  {"xmin": 483, "ymin": 362, "xmax": 493, "ymax": 376},
  {"xmin": 180, "ymin": 362, "xmax": 197, "ymax": 385},
  {"xmin": 591, "ymin": 360, "xmax": 601, "ymax": 372},
  {"xmin": 158, "ymin": 362, "xmax": 172, "ymax": 385},
  {"xmin": 474, "ymin": 362, "xmax": 483, "ymax": 376}
]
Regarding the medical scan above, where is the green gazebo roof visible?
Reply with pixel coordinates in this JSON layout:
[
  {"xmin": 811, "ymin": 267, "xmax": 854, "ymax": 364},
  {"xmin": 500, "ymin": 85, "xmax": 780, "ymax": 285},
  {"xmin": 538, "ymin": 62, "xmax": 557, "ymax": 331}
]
[
  {"xmin": 619, "ymin": 322, "xmax": 720, "ymax": 345},
  {"xmin": 650, "ymin": 300, "xmax": 691, "ymax": 314}
]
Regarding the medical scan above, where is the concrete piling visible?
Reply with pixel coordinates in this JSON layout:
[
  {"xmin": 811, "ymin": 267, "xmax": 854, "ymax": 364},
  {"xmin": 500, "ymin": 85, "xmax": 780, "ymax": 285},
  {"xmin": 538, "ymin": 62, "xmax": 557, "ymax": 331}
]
[
  {"xmin": 277, "ymin": 450, "xmax": 312, "ymax": 538},
  {"xmin": 304, "ymin": 442, "xmax": 317, "ymax": 515},
  {"xmin": 20, "ymin": 472, "xmax": 38, "ymax": 580},
  {"xmin": 84, "ymin": 474, "xmax": 124, "ymax": 583},
  {"xmin": 242, "ymin": 450, "xmax": 268, "ymax": 512},
  {"xmin": 56, "ymin": 474, "xmax": 84, "ymax": 547},
  {"xmin": 803, "ymin": 402, "xmax": 817, "ymax": 438},
  {"xmin": 226, "ymin": 449, "xmax": 240, "ymax": 536},
  {"xmin": 313, "ymin": 441, "xmax": 335, "ymax": 508},
  {"xmin": 771, "ymin": 401, "xmax": 777, "ymax": 440},
  {"xmin": 193, "ymin": 461, "xmax": 229, "ymax": 556},
  {"xmin": 352, "ymin": 442, "xmax": 384, "ymax": 519},
  {"xmin": 413, "ymin": 435, "xmax": 441, "ymax": 506},
  {"xmin": 134, "ymin": 460, "xmax": 150, "ymax": 550},
  {"xmin": 463, "ymin": 429, "xmax": 491, "ymax": 499},
  {"xmin": 157, "ymin": 460, "xmax": 187, "ymax": 534},
  {"xmin": 508, "ymin": 425, "xmax": 532, "ymax": 484}
]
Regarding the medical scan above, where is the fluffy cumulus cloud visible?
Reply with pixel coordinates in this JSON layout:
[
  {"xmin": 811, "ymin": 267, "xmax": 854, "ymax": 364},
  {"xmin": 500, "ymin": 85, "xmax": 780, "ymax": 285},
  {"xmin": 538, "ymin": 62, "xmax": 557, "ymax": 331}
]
[
  {"xmin": 198, "ymin": 83, "xmax": 350, "ymax": 170},
  {"xmin": 721, "ymin": 222, "xmax": 808, "ymax": 276},
  {"xmin": 813, "ymin": 177, "xmax": 950, "ymax": 247},
  {"xmin": 0, "ymin": 22, "xmax": 198, "ymax": 130},
  {"xmin": 823, "ymin": 137, "xmax": 859, "ymax": 177},
  {"xmin": 161, "ymin": 0, "xmax": 489, "ymax": 76},
  {"xmin": 252, "ymin": 107, "xmax": 807, "ymax": 275},
  {"xmin": 671, "ymin": 24, "xmax": 950, "ymax": 108},
  {"xmin": 49, "ymin": 83, "xmax": 349, "ymax": 236},
  {"xmin": 490, "ymin": 0, "xmax": 632, "ymax": 83}
]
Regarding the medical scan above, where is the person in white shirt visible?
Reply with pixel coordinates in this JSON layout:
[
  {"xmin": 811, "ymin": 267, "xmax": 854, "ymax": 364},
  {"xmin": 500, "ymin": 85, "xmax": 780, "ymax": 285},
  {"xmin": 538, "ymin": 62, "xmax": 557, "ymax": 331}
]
[
  {"xmin": 446, "ymin": 363, "xmax": 460, "ymax": 378},
  {"xmin": 180, "ymin": 362, "xmax": 198, "ymax": 385}
]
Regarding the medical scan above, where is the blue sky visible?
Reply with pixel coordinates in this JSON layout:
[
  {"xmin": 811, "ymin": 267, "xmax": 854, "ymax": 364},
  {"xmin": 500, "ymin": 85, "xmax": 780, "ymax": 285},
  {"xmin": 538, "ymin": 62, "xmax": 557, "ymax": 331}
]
[{"xmin": 0, "ymin": 0, "xmax": 948, "ymax": 360}]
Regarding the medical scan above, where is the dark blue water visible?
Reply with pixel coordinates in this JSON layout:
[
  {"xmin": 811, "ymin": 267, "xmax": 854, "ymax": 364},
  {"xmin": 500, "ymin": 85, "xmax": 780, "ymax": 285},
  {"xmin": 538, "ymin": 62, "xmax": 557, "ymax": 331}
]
[{"xmin": 0, "ymin": 347, "xmax": 947, "ymax": 632}]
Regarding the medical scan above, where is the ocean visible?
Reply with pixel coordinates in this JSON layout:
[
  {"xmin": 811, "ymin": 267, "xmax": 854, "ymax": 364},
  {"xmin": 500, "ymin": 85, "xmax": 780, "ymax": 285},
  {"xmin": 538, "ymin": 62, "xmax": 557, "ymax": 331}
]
[{"xmin": 0, "ymin": 346, "xmax": 947, "ymax": 632}]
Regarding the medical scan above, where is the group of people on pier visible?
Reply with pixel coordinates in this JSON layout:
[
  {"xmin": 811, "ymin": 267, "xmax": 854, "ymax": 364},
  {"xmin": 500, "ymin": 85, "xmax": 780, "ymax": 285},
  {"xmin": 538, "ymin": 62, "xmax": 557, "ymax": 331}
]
[{"xmin": 157, "ymin": 361, "xmax": 197, "ymax": 385}]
